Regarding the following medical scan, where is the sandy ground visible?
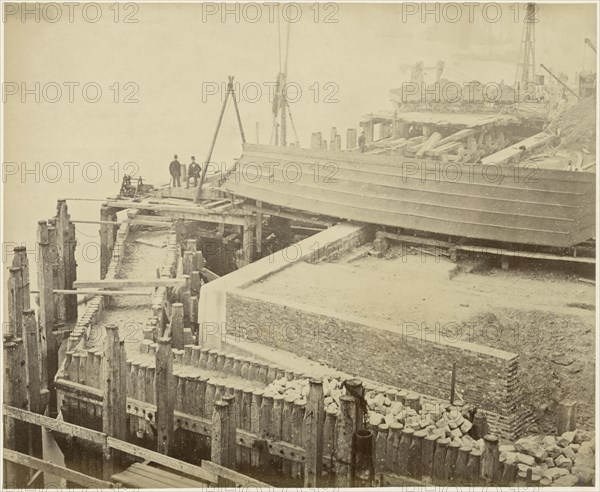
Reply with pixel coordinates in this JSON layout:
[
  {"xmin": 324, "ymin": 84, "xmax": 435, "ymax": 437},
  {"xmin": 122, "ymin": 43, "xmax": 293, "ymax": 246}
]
[
  {"xmin": 86, "ymin": 228, "xmax": 170, "ymax": 356},
  {"xmin": 249, "ymin": 246, "xmax": 595, "ymax": 432}
]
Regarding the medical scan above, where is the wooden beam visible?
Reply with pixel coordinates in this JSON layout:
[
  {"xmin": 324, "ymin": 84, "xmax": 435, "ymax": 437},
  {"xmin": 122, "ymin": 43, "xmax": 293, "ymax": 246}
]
[
  {"xmin": 201, "ymin": 460, "xmax": 269, "ymax": 488},
  {"xmin": 55, "ymin": 379, "xmax": 312, "ymax": 464},
  {"xmin": 201, "ymin": 267, "xmax": 220, "ymax": 282},
  {"xmin": 54, "ymin": 289, "xmax": 151, "ymax": 296},
  {"xmin": 3, "ymin": 405, "xmax": 106, "ymax": 445},
  {"xmin": 304, "ymin": 379, "xmax": 325, "ymax": 487},
  {"xmin": 128, "ymin": 219, "xmax": 173, "ymax": 227},
  {"xmin": 3, "ymin": 449, "xmax": 115, "ymax": 489},
  {"xmin": 376, "ymin": 230, "xmax": 452, "ymax": 249},
  {"xmin": 74, "ymin": 279, "xmax": 184, "ymax": 289},
  {"xmin": 72, "ymin": 220, "xmax": 120, "ymax": 226},
  {"xmin": 156, "ymin": 337, "xmax": 175, "ymax": 455},
  {"xmin": 241, "ymin": 203, "xmax": 335, "ymax": 227},
  {"xmin": 456, "ymin": 244, "xmax": 596, "ymax": 264},
  {"xmin": 108, "ymin": 438, "xmax": 218, "ymax": 484}
]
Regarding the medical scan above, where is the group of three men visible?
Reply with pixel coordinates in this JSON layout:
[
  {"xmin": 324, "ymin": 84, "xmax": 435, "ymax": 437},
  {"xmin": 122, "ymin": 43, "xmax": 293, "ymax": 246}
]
[{"xmin": 169, "ymin": 154, "xmax": 201, "ymax": 188}]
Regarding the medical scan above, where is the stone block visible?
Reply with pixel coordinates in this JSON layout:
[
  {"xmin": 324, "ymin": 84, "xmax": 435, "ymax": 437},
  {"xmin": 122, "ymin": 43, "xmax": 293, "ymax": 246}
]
[
  {"xmin": 517, "ymin": 453, "xmax": 535, "ymax": 466},
  {"xmin": 553, "ymin": 474, "xmax": 578, "ymax": 487}
]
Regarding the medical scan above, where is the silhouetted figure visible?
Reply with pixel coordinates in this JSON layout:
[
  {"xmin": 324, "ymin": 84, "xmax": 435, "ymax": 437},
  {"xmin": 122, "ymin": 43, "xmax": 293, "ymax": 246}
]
[
  {"xmin": 169, "ymin": 154, "xmax": 181, "ymax": 187},
  {"xmin": 187, "ymin": 156, "xmax": 201, "ymax": 188}
]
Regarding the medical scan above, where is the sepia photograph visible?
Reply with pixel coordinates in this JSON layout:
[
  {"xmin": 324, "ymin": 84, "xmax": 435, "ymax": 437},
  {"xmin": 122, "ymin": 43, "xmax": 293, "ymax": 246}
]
[{"xmin": 1, "ymin": 1, "xmax": 598, "ymax": 489}]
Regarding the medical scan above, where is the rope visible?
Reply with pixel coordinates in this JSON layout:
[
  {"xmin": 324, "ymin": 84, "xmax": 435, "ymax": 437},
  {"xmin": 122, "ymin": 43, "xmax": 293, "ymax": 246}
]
[{"xmin": 286, "ymin": 102, "xmax": 300, "ymax": 145}]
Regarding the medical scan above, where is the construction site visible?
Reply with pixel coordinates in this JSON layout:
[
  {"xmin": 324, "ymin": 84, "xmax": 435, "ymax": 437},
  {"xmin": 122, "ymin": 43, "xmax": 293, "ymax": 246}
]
[{"xmin": 2, "ymin": 2, "xmax": 598, "ymax": 490}]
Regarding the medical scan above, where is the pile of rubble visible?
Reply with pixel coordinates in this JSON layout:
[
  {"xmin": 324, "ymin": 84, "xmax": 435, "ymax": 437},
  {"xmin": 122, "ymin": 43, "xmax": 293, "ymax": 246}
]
[
  {"xmin": 548, "ymin": 96, "xmax": 597, "ymax": 155},
  {"xmin": 264, "ymin": 377, "xmax": 596, "ymax": 486},
  {"xmin": 502, "ymin": 430, "xmax": 595, "ymax": 486},
  {"xmin": 264, "ymin": 377, "xmax": 481, "ymax": 448}
]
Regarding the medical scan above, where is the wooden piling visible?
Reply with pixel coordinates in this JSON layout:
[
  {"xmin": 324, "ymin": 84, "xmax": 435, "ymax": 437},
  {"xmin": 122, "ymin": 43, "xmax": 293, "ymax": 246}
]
[
  {"xmin": 170, "ymin": 303, "xmax": 184, "ymax": 350},
  {"xmin": 432, "ymin": 437, "xmax": 450, "ymax": 484},
  {"xmin": 304, "ymin": 378, "xmax": 324, "ymax": 487},
  {"xmin": 422, "ymin": 433, "xmax": 437, "ymax": 481},
  {"xmin": 291, "ymin": 399, "xmax": 305, "ymax": 479},
  {"xmin": 156, "ymin": 337, "xmax": 175, "ymax": 455},
  {"xmin": 455, "ymin": 445, "xmax": 471, "ymax": 484},
  {"xmin": 398, "ymin": 427, "xmax": 413, "ymax": 475},
  {"xmin": 250, "ymin": 389, "xmax": 263, "ymax": 469},
  {"xmin": 471, "ymin": 410, "xmax": 488, "ymax": 439},
  {"xmin": 374, "ymin": 424, "xmax": 388, "ymax": 485},
  {"xmin": 345, "ymin": 379, "xmax": 365, "ymax": 430},
  {"xmin": 23, "ymin": 309, "xmax": 43, "ymax": 469},
  {"xmin": 482, "ymin": 434, "xmax": 499, "ymax": 482},
  {"xmin": 3, "ymin": 338, "xmax": 29, "ymax": 487},
  {"xmin": 240, "ymin": 388, "xmax": 253, "ymax": 469},
  {"xmin": 387, "ymin": 422, "xmax": 402, "ymax": 474},
  {"xmin": 258, "ymin": 394, "xmax": 273, "ymax": 472},
  {"xmin": 557, "ymin": 400, "xmax": 577, "ymax": 434},
  {"xmin": 102, "ymin": 324, "xmax": 126, "ymax": 479},
  {"xmin": 7, "ymin": 267, "xmax": 24, "ymax": 338},
  {"xmin": 347, "ymin": 128, "xmax": 357, "ymax": 149},
  {"xmin": 211, "ymin": 400, "xmax": 231, "ymax": 466},
  {"xmin": 281, "ymin": 394, "xmax": 295, "ymax": 476},
  {"xmin": 222, "ymin": 393, "xmax": 238, "ymax": 470},
  {"xmin": 445, "ymin": 441, "xmax": 461, "ymax": 484},
  {"xmin": 100, "ymin": 205, "xmax": 117, "ymax": 279},
  {"xmin": 466, "ymin": 448, "xmax": 482, "ymax": 485},
  {"xmin": 335, "ymin": 394, "xmax": 356, "ymax": 487}
]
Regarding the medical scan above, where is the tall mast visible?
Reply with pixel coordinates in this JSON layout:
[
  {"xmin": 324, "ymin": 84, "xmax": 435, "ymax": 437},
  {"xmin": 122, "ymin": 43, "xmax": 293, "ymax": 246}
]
[
  {"xmin": 280, "ymin": 21, "xmax": 291, "ymax": 147},
  {"xmin": 515, "ymin": 3, "xmax": 536, "ymax": 86}
]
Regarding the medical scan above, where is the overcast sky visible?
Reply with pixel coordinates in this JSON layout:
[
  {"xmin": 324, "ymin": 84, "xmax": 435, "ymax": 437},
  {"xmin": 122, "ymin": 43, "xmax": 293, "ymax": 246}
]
[{"xmin": 2, "ymin": 2, "xmax": 598, "ymax": 260}]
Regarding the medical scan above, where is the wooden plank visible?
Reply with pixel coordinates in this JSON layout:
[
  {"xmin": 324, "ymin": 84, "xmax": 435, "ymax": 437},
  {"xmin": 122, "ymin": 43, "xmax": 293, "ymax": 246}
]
[
  {"xmin": 200, "ymin": 268, "xmax": 219, "ymax": 282},
  {"xmin": 54, "ymin": 289, "xmax": 151, "ymax": 296},
  {"xmin": 241, "ymin": 203, "xmax": 335, "ymax": 227},
  {"xmin": 201, "ymin": 460, "xmax": 269, "ymax": 488},
  {"xmin": 74, "ymin": 278, "xmax": 184, "ymax": 288},
  {"xmin": 377, "ymin": 230, "xmax": 452, "ymax": 249},
  {"xmin": 156, "ymin": 337, "xmax": 175, "ymax": 455},
  {"xmin": 104, "ymin": 200, "xmax": 250, "ymax": 226},
  {"xmin": 3, "ymin": 449, "xmax": 114, "ymax": 488},
  {"xmin": 481, "ymin": 132, "xmax": 556, "ymax": 166},
  {"xmin": 112, "ymin": 470, "xmax": 162, "ymax": 488},
  {"xmin": 304, "ymin": 379, "xmax": 324, "ymax": 487},
  {"xmin": 129, "ymin": 463, "xmax": 208, "ymax": 488},
  {"xmin": 108, "ymin": 437, "xmax": 219, "ymax": 483},
  {"xmin": 456, "ymin": 244, "xmax": 596, "ymax": 264}
]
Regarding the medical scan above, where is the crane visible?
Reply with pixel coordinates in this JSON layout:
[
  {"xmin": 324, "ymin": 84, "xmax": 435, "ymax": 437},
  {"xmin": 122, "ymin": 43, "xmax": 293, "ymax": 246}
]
[{"xmin": 540, "ymin": 64, "xmax": 580, "ymax": 100}]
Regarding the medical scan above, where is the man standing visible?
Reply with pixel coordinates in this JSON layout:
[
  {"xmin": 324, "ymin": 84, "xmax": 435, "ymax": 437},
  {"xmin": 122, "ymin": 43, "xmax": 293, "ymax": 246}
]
[
  {"xmin": 358, "ymin": 131, "xmax": 366, "ymax": 152},
  {"xmin": 169, "ymin": 154, "xmax": 181, "ymax": 187},
  {"xmin": 187, "ymin": 156, "xmax": 201, "ymax": 188}
]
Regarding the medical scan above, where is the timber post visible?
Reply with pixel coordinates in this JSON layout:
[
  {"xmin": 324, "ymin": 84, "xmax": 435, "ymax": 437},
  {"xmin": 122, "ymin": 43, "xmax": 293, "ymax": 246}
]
[
  {"xmin": 156, "ymin": 336, "xmax": 175, "ymax": 455},
  {"xmin": 37, "ymin": 220, "xmax": 57, "ymax": 412},
  {"xmin": 221, "ymin": 393, "xmax": 238, "ymax": 470},
  {"xmin": 557, "ymin": 400, "xmax": 577, "ymax": 434},
  {"xmin": 170, "ymin": 302, "xmax": 184, "ymax": 349},
  {"xmin": 23, "ymin": 309, "xmax": 43, "ymax": 474},
  {"xmin": 304, "ymin": 378, "xmax": 324, "ymax": 487},
  {"xmin": 12, "ymin": 246, "xmax": 31, "ymax": 309},
  {"xmin": 100, "ymin": 204, "xmax": 117, "ymax": 279},
  {"xmin": 7, "ymin": 267, "xmax": 23, "ymax": 338},
  {"xmin": 102, "ymin": 323, "xmax": 127, "ymax": 480},
  {"xmin": 211, "ymin": 400, "xmax": 231, "ymax": 466},
  {"xmin": 347, "ymin": 128, "xmax": 357, "ymax": 149},
  {"xmin": 335, "ymin": 394, "xmax": 356, "ymax": 487},
  {"xmin": 3, "ymin": 338, "xmax": 29, "ymax": 487}
]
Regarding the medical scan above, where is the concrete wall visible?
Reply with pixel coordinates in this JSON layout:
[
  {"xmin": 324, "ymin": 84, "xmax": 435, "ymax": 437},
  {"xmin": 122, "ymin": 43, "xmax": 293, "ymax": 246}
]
[{"xmin": 225, "ymin": 289, "xmax": 528, "ymax": 438}]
